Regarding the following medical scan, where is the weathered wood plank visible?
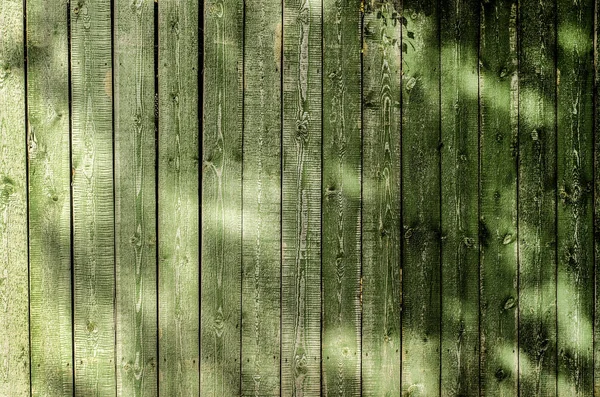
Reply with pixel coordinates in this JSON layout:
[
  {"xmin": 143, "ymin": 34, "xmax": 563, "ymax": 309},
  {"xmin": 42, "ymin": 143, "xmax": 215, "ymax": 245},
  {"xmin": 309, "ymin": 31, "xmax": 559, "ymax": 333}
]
[
  {"xmin": 595, "ymin": 2, "xmax": 600, "ymax": 394},
  {"xmin": 556, "ymin": 0, "xmax": 594, "ymax": 394},
  {"xmin": 0, "ymin": 0, "xmax": 29, "ymax": 395},
  {"xmin": 479, "ymin": 0, "xmax": 519, "ymax": 395},
  {"xmin": 361, "ymin": 0, "xmax": 402, "ymax": 395},
  {"xmin": 241, "ymin": 0, "xmax": 281, "ymax": 395},
  {"xmin": 201, "ymin": 0, "xmax": 243, "ymax": 395},
  {"xmin": 158, "ymin": 0, "xmax": 200, "ymax": 394},
  {"xmin": 281, "ymin": 0, "xmax": 322, "ymax": 394},
  {"xmin": 322, "ymin": 0, "xmax": 361, "ymax": 395},
  {"xmin": 70, "ymin": 0, "xmax": 115, "ymax": 394},
  {"xmin": 26, "ymin": 0, "xmax": 73, "ymax": 395},
  {"xmin": 518, "ymin": 0, "xmax": 557, "ymax": 394},
  {"xmin": 439, "ymin": 0, "xmax": 479, "ymax": 394},
  {"xmin": 114, "ymin": 0, "xmax": 157, "ymax": 395},
  {"xmin": 400, "ymin": 1, "xmax": 441, "ymax": 395}
]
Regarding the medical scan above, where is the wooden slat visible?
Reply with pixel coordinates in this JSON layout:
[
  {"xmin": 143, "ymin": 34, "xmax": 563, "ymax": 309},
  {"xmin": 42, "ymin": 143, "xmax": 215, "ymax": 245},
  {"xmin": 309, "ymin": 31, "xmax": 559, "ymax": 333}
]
[
  {"xmin": 400, "ymin": 1, "xmax": 441, "ymax": 395},
  {"xmin": 439, "ymin": 0, "xmax": 479, "ymax": 394},
  {"xmin": 114, "ymin": 0, "xmax": 157, "ymax": 395},
  {"xmin": 557, "ymin": 0, "xmax": 595, "ymax": 394},
  {"xmin": 70, "ymin": 0, "xmax": 115, "ymax": 393},
  {"xmin": 518, "ymin": 0, "xmax": 558, "ymax": 394},
  {"xmin": 361, "ymin": 0, "xmax": 401, "ymax": 395},
  {"xmin": 479, "ymin": 0, "xmax": 519, "ymax": 395},
  {"xmin": 595, "ymin": 2, "xmax": 600, "ymax": 394},
  {"xmin": 322, "ymin": 0, "xmax": 361, "ymax": 395},
  {"xmin": 26, "ymin": 0, "xmax": 72, "ymax": 395},
  {"xmin": 0, "ymin": 0, "xmax": 29, "ymax": 395},
  {"xmin": 281, "ymin": 0, "xmax": 322, "ymax": 394},
  {"xmin": 158, "ymin": 0, "xmax": 200, "ymax": 394},
  {"xmin": 241, "ymin": 0, "xmax": 281, "ymax": 395},
  {"xmin": 201, "ymin": 0, "xmax": 243, "ymax": 395}
]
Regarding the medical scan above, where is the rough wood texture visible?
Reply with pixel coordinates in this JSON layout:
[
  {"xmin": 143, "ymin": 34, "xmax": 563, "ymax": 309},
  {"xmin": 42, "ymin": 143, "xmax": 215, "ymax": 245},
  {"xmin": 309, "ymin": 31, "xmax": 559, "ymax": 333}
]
[
  {"xmin": 439, "ymin": 0, "xmax": 479, "ymax": 395},
  {"xmin": 0, "ymin": 0, "xmax": 29, "ymax": 395},
  {"xmin": 114, "ymin": 0, "xmax": 157, "ymax": 395},
  {"xmin": 201, "ymin": 0, "xmax": 243, "ymax": 395},
  {"xmin": 479, "ymin": 0, "xmax": 519, "ymax": 395},
  {"xmin": 322, "ymin": 0, "xmax": 361, "ymax": 395},
  {"xmin": 70, "ymin": 0, "xmax": 115, "ymax": 394},
  {"xmin": 400, "ymin": 1, "xmax": 441, "ymax": 395},
  {"xmin": 595, "ymin": 2, "xmax": 600, "ymax": 394},
  {"xmin": 158, "ymin": 0, "xmax": 200, "ymax": 394},
  {"xmin": 557, "ymin": 0, "xmax": 594, "ymax": 394},
  {"xmin": 281, "ymin": 0, "xmax": 322, "ymax": 394},
  {"xmin": 241, "ymin": 0, "xmax": 281, "ymax": 395},
  {"xmin": 518, "ymin": 0, "xmax": 557, "ymax": 394},
  {"xmin": 361, "ymin": 0, "xmax": 402, "ymax": 395},
  {"xmin": 26, "ymin": 0, "xmax": 73, "ymax": 395}
]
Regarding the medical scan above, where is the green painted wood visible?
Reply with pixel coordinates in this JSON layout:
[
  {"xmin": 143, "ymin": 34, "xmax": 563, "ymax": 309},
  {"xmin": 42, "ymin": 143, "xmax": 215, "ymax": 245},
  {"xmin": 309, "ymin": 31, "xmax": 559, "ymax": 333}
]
[
  {"xmin": 70, "ymin": 0, "xmax": 115, "ymax": 394},
  {"xmin": 241, "ymin": 0, "xmax": 281, "ymax": 395},
  {"xmin": 281, "ymin": 0, "xmax": 322, "ymax": 394},
  {"xmin": 361, "ymin": 0, "xmax": 401, "ymax": 395},
  {"xmin": 158, "ymin": 0, "xmax": 200, "ymax": 394},
  {"xmin": 0, "ymin": 0, "xmax": 29, "ymax": 395},
  {"xmin": 26, "ymin": 0, "xmax": 73, "ymax": 395},
  {"xmin": 201, "ymin": 0, "xmax": 243, "ymax": 395},
  {"xmin": 595, "ymin": 3, "xmax": 600, "ymax": 394},
  {"xmin": 479, "ymin": 0, "xmax": 519, "ymax": 395},
  {"xmin": 322, "ymin": 1, "xmax": 361, "ymax": 395},
  {"xmin": 439, "ymin": 0, "xmax": 479, "ymax": 394},
  {"xmin": 518, "ymin": 0, "xmax": 557, "ymax": 394},
  {"xmin": 556, "ymin": 0, "xmax": 594, "ymax": 394},
  {"xmin": 114, "ymin": 0, "xmax": 157, "ymax": 395},
  {"xmin": 400, "ymin": 1, "xmax": 441, "ymax": 395}
]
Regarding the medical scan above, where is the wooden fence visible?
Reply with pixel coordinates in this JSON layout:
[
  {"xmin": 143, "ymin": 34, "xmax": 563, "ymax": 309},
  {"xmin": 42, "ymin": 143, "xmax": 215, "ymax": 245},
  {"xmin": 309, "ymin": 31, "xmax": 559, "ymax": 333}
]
[{"xmin": 1, "ymin": 0, "xmax": 599, "ymax": 395}]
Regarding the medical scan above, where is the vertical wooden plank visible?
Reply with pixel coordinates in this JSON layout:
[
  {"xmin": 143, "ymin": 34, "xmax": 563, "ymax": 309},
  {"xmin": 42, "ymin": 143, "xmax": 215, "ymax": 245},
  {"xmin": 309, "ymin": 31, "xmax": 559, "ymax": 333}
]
[
  {"xmin": 114, "ymin": 0, "xmax": 157, "ymax": 395},
  {"xmin": 400, "ymin": 0, "xmax": 441, "ymax": 395},
  {"xmin": 595, "ymin": 2, "xmax": 600, "ymax": 394},
  {"xmin": 556, "ymin": 0, "xmax": 595, "ymax": 394},
  {"xmin": 479, "ymin": 0, "xmax": 519, "ymax": 395},
  {"xmin": 0, "ymin": 0, "xmax": 29, "ymax": 395},
  {"xmin": 158, "ymin": 0, "xmax": 200, "ymax": 394},
  {"xmin": 70, "ymin": 0, "xmax": 115, "ymax": 393},
  {"xmin": 361, "ymin": 0, "xmax": 402, "ymax": 395},
  {"xmin": 241, "ymin": 0, "xmax": 281, "ymax": 395},
  {"xmin": 201, "ymin": 0, "xmax": 242, "ymax": 395},
  {"xmin": 281, "ymin": 0, "xmax": 322, "ymax": 394},
  {"xmin": 518, "ymin": 0, "xmax": 557, "ymax": 394},
  {"xmin": 26, "ymin": 0, "xmax": 73, "ymax": 395},
  {"xmin": 322, "ymin": 0, "xmax": 361, "ymax": 395},
  {"xmin": 439, "ymin": 0, "xmax": 480, "ymax": 394}
]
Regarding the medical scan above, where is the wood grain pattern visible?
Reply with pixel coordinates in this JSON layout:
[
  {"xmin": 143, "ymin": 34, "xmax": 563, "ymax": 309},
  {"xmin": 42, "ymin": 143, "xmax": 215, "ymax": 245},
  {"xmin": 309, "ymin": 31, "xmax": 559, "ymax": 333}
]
[
  {"xmin": 241, "ymin": 0, "xmax": 281, "ymax": 395},
  {"xmin": 361, "ymin": 0, "xmax": 402, "ymax": 395},
  {"xmin": 400, "ymin": 1, "xmax": 441, "ymax": 395},
  {"xmin": 0, "ymin": 0, "xmax": 29, "ymax": 395},
  {"xmin": 70, "ymin": 0, "xmax": 115, "ymax": 394},
  {"xmin": 114, "ymin": 0, "xmax": 157, "ymax": 395},
  {"xmin": 322, "ymin": 0, "xmax": 361, "ymax": 396},
  {"xmin": 518, "ymin": 0, "xmax": 557, "ymax": 394},
  {"xmin": 26, "ymin": 0, "xmax": 73, "ymax": 395},
  {"xmin": 557, "ymin": 0, "xmax": 594, "ymax": 394},
  {"xmin": 479, "ymin": 0, "xmax": 519, "ymax": 395},
  {"xmin": 158, "ymin": 0, "xmax": 200, "ymax": 394},
  {"xmin": 201, "ymin": 0, "xmax": 243, "ymax": 395},
  {"xmin": 440, "ymin": 0, "xmax": 480, "ymax": 394},
  {"xmin": 281, "ymin": 0, "xmax": 322, "ymax": 394}
]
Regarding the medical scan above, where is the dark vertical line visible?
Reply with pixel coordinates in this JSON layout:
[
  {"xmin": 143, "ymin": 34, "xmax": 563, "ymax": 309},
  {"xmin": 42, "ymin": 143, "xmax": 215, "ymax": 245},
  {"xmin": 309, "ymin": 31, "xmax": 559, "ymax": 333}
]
[
  {"xmin": 399, "ymin": 0, "xmax": 404, "ymax": 393},
  {"xmin": 437, "ymin": 0, "xmax": 443, "ymax": 394},
  {"xmin": 67, "ymin": 1, "xmax": 75, "ymax": 394},
  {"xmin": 154, "ymin": 0, "xmax": 160, "ymax": 392},
  {"xmin": 516, "ymin": 0, "xmax": 521, "ymax": 393},
  {"xmin": 554, "ymin": 0, "xmax": 559, "ymax": 391},
  {"xmin": 240, "ymin": 0, "xmax": 245, "ymax": 394},
  {"xmin": 197, "ymin": 0, "xmax": 203, "ymax": 392},
  {"xmin": 477, "ymin": 0, "xmax": 482, "ymax": 394},
  {"xmin": 22, "ymin": 0, "xmax": 32, "ymax": 392},
  {"xmin": 279, "ymin": 0, "xmax": 284, "ymax": 392},
  {"xmin": 110, "ymin": 0, "xmax": 118, "ymax": 392},
  {"xmin": 359, "ymin": 2, "xmax": 364, "ymax": 395}
]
